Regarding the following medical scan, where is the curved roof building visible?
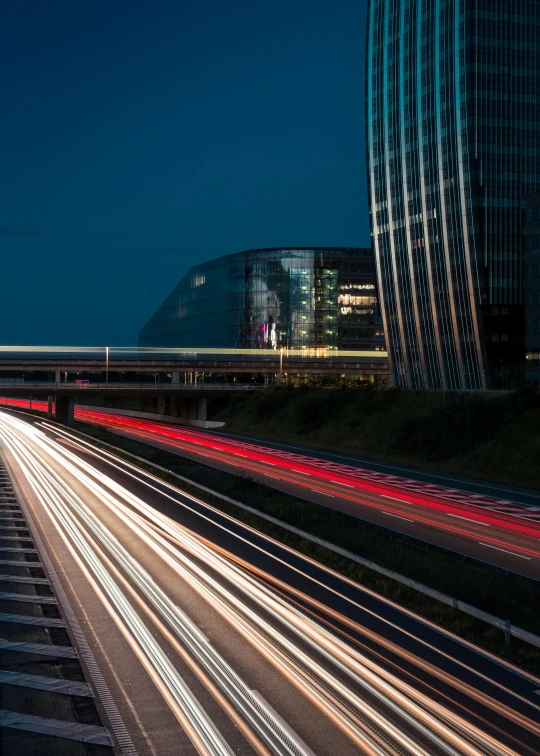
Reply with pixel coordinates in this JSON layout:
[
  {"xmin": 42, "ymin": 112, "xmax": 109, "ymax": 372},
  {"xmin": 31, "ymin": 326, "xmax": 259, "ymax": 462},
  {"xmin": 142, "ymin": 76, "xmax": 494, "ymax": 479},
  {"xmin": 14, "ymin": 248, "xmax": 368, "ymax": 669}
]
[{"xmin": 139, "ymin": 247, "xmax": 385, "ymax": 352}]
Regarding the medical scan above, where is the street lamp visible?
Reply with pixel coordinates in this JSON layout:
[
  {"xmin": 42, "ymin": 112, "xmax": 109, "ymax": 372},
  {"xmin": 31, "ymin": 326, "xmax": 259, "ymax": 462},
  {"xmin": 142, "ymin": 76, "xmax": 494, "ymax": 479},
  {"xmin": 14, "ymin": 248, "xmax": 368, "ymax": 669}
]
[
  {"xmin": 279, "ymin": 347, "xmax": 284, "ymax": 384},
  {"xmin": 105, "ymin": 345, "xmax": 109, "ymax": 384}
]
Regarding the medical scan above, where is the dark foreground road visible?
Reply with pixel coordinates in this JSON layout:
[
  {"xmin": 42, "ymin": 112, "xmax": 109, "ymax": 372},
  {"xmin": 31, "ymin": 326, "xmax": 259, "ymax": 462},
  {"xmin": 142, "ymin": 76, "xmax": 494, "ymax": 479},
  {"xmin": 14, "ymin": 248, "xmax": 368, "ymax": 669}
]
[{"xmin": 0, "ymin": 410, "xmax": 539, "ymax": 755}]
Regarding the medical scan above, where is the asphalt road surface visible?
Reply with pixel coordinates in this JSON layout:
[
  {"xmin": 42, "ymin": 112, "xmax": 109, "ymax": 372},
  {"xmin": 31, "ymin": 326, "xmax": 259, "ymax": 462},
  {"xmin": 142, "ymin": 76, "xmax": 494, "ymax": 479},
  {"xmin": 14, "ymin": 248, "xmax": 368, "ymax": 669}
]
[{"xmin": 0, "ymin": 410, "xmax": 539, "ymax": 756}]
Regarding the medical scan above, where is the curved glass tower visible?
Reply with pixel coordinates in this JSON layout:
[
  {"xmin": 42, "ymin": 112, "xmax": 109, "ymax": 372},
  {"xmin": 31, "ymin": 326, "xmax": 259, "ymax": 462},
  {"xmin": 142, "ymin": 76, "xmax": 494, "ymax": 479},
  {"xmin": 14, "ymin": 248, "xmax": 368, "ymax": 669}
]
[{"xmin": 366, "ymin": 0, "xmax": 539, "ymax": 389}]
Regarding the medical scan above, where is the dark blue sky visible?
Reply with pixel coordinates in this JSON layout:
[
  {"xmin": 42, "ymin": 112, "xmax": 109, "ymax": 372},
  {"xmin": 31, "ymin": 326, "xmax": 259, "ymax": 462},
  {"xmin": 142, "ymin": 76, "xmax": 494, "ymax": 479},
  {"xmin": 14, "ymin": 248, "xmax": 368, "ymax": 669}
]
[{"xmin": 1, "ymin": 0, "xmax": 368, "ymax": 345}]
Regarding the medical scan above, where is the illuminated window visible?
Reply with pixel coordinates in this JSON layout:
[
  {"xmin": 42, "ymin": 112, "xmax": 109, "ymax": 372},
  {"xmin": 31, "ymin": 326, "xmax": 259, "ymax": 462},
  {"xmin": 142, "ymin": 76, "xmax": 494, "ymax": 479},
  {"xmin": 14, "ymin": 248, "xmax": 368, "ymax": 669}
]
[{"xmin": 192, "ymin": 274, "xmax": 205, "ymax": 288}]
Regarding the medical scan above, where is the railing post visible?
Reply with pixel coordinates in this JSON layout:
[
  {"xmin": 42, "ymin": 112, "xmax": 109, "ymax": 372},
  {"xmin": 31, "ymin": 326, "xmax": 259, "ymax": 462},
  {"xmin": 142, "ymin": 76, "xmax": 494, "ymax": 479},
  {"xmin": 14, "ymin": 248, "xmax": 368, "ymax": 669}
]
[{"xmin": 504, "ymin": 619, "xmax": 512, "ymax": 646}]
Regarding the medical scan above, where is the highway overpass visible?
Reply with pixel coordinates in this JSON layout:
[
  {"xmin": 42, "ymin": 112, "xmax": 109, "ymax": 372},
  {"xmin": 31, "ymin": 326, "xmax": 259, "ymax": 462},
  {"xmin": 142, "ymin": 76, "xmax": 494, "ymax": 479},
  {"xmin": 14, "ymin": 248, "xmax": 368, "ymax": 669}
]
[
  {"xmin": 0, "ymin": 345, "xmax": 389, "ymax": 377},
  {"xmin": 0, "ymin": 346, "xmax": 389, "ymax": 424}
]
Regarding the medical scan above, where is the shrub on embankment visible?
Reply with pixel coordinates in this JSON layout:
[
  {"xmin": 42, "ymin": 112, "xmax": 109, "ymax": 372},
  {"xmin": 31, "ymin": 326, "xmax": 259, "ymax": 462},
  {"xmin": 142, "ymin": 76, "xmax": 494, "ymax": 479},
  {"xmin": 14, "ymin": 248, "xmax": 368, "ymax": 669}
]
[{"xmin": 221, "ymin": 384, "xmax": 540, "ymax": 489}]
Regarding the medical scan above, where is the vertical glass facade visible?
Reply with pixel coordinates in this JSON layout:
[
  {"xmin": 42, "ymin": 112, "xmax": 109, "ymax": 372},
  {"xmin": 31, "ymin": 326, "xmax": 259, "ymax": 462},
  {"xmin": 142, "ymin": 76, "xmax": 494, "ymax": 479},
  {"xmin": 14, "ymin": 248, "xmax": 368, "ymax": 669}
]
[
  {"xmin": 366, "ymin": 0, "xmax": 540, "ymax": 389},
  {"xmin": 525, "ymin": 192, "xmax": 540, "ymax": 381},
  {"xmin": 138, "ymin": 247, "xmax": 385, "ymax": 352}
]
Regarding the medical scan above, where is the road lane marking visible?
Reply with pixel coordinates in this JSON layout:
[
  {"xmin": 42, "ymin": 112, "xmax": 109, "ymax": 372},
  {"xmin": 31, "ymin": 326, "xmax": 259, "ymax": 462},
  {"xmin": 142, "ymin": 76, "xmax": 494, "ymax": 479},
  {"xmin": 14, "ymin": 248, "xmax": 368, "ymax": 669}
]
[
  {"xmin": 448, "ymin": 514, "xmax": 490, "ymax": 526},
  {"xmin": 310, "ymin": 489, "xmax": 335, "ymax": 497},
  {"xmin": 381, "ymin": 494, "xmax": 408, "ymax": 503},
  {"xmin": 333, "ymin": 481, "xmax": 354, "ymax": 487},
  {"xmin": 380, "ymin": 511, "xmax": 415, "ymax": 523},
  {"xmin": 478, "ymin": 542, "xmax": 531, "ymax": 560},
  {"xmin": 295, "ymin": 470, "xmax": 311, "ymax": 475}
]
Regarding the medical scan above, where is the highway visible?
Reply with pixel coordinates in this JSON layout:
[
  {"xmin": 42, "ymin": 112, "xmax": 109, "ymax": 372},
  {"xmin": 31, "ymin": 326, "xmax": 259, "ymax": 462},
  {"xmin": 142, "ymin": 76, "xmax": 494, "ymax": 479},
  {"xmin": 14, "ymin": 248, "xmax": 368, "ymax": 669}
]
[
  {"xmin": 1, "ymin": 410, "xmax": 540, "ymax": 755},
  {"xmin": 6, "ymin": 398, "xmax": 536, "ymax": 579}
]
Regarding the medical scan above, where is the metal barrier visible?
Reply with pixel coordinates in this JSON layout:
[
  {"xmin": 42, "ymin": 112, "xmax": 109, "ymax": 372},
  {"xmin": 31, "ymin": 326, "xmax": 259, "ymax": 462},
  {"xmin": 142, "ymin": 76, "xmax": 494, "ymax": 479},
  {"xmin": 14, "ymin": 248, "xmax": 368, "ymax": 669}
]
[{"xmin": 0, "ymin": 382, "xmax": 263, "ymax": 391}]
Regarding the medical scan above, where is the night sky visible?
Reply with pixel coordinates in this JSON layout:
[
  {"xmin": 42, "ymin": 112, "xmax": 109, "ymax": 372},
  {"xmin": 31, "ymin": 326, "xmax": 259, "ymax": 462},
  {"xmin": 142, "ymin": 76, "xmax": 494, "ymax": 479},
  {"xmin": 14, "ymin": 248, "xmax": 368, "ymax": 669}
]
[{"xmin": 1, "ymin": 0, "xmax": 368, "ymax": 346}]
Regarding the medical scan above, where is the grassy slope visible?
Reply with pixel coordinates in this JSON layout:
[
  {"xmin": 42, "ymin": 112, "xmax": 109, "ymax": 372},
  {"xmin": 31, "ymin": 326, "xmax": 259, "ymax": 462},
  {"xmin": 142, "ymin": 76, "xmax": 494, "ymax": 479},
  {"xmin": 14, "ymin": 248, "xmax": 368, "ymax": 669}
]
[{"xmin": 220, "ymin": 385, "xmax": 540, "ymax": 490}]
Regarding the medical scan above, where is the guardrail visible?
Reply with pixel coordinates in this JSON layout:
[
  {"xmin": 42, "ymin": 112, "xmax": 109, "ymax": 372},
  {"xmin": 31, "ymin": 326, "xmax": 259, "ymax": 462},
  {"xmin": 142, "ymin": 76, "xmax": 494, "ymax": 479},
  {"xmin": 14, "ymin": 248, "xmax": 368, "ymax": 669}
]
[{"xmin": 0, "ymin": 382, "xmax": 263, "ymax": 391}]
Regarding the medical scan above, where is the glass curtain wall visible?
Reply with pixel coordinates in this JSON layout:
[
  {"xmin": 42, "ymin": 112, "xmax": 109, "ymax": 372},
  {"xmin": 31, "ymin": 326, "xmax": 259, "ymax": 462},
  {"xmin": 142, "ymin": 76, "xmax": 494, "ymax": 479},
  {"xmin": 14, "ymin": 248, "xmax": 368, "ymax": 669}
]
[
  {"xmin": 139, "ymin": 248, "xmax": 384, "ymax": 352},
  {"xmin": 366, "ymin": 0, "xmax": 540, "ymax": 389},
  {"xmin": 525, "ymin": 192, "xmax": 540, "ymax": 381}
]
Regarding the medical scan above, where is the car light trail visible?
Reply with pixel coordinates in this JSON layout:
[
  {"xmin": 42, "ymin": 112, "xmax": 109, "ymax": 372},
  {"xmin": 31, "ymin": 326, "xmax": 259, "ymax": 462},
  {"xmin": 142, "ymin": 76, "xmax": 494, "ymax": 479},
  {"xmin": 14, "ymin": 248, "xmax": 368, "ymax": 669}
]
[
  {"xmin": 0, "ymin": 425, "xmax": 237, "ymax": 755},
  {"xmin": 3, "ymin": 399, "xmax": 540, "ymax": 554},
  {"xmin": 0, "ymin": 417, "xmax": 314, "ymax": 756},
  {"xmin": 34, "ymin": 422, "xmax": 540, "ymax": 721},
  {"xmin": 64, "ymin": 408, "xmax": 540, "ymax": 562},
  {"xmin": 1, "ymin": 412, "xmax": 539, "ymax": 755},
  {"xmin": 0, "ymin": 417, "xmax": 425, "ymax": 753}
]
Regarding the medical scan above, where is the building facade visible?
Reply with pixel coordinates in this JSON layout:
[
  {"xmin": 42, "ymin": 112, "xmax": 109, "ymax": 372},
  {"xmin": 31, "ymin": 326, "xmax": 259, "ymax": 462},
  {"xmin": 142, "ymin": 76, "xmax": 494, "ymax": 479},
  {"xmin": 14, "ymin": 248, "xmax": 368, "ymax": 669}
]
[
  {"xmin": 139, "ymin": 247, "xmax": 385, "ymax": 352},
  {"xmin": 525, "ymin": 192, "xmax": 540, "ymax": 382},
  {"xmin": 366, "ymin": 0, "xmax": 539, "ymax": 389}
]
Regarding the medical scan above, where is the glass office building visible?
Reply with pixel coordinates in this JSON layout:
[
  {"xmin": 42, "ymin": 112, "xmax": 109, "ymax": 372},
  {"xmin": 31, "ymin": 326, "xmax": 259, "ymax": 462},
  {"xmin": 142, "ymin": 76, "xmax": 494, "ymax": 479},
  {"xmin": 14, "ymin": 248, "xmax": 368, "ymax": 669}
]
[
  {"xmin": 366, "ymin": 0, "xmax": 540, "ymax": 389},
  {"xmin": 525, "ymin": 192, "xmax": 540, "ymax": 382},
  {"xmin": 139, "ymin": 247, "xmax": 385, "ymax": 352}
]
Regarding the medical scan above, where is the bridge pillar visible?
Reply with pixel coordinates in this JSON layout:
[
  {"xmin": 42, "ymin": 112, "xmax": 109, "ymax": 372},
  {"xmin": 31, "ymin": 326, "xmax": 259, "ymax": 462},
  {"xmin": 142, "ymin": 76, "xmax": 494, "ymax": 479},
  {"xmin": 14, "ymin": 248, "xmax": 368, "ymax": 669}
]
[
  {"xmin": 197, "ymin": 398, "xmax": 207, "ymax": 422},
  {"xmin": 157, "ymin": 396, "xmax": 166, "ymax": 415},
  {"xmin": 55, "ymin": 396, "xmax": 74, "ymax": 426},
  {"xmin": 170, "ymin": 373, "xmax": 180, "ymax": 417},
  {"xmin": 55, "ymin": 369, "xmax": 61, "ymax": 383},
  {"xmin": 47, "ymin": 397, "xmax": 54, "ymax": 419}
]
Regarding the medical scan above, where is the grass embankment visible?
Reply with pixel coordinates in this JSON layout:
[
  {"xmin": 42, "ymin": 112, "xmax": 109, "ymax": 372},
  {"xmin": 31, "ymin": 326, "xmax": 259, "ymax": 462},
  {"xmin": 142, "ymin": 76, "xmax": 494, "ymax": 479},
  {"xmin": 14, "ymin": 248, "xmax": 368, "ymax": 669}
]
[
  {"xmin": 72, "ymin": 420, "xmax": 540, "ymax": 675},
  {"xmin": 218, "ymin": 385, "xmax": 540, "ymax": 490}
]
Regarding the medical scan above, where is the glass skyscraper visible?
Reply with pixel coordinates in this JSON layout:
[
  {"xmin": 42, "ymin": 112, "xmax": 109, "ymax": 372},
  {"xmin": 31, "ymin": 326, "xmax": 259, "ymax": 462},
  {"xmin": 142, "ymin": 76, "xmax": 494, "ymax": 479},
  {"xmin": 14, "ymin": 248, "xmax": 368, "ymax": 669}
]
[
  {"xmin": 366, "ymin": 0, "xmax": 540, "ymax": 389},
  {"xmin": 139, "ymin": 247, "xmax": 385, "ymax": 352},
  {"xmin": 525, "ymin": 191, "xmax": 540, "ymax": 382}
]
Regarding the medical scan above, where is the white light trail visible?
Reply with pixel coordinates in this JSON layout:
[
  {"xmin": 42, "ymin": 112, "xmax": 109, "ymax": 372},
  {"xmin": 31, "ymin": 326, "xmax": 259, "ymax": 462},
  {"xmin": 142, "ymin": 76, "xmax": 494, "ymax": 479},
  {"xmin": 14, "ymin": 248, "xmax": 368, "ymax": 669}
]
[{"xmin": 0, "ymin": 412, "xmax": 537, "ymax": 756}]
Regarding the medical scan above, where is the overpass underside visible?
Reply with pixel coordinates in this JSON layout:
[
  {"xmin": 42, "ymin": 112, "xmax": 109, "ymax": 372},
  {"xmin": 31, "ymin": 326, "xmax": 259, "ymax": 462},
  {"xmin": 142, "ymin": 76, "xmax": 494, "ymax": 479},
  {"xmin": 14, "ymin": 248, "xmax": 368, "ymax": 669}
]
[{"xmin": 0, "ymin": 354, "xmax": 389, "ymax": 425}]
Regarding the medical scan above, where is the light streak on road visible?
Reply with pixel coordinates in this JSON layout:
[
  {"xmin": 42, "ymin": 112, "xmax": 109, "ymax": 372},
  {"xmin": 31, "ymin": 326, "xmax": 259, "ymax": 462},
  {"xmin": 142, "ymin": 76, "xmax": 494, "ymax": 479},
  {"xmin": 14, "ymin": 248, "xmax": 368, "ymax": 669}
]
[
  {"xmin": 0, "ymin": 416, "xmax": 311, "ymax": 756},
  {"xmin": 24, "ymin": 419, "xmax": 540, "ymax": 717},
  {"xmin": 0, "ymin": 422, "xmax": 236, "ymax": 756},
  {"xmin": 0, "ymin": 412, "xmax": 539, "ymax": 755},
  {"xmin": 54, "ymin": 404, "xmax": 540, "ymax": 568},
  {"xmin": 3, "ymin": 399, "xmax": 540, "ymax": 565}
]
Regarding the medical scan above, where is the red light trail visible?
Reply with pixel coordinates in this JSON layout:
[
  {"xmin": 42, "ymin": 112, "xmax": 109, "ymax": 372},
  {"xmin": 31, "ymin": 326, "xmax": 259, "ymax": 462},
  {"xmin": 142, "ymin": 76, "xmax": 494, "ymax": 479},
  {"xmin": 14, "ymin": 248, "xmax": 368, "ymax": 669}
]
[{"xmin": 2, "ymin": 397, "xmax": 539, "ymax": 572}]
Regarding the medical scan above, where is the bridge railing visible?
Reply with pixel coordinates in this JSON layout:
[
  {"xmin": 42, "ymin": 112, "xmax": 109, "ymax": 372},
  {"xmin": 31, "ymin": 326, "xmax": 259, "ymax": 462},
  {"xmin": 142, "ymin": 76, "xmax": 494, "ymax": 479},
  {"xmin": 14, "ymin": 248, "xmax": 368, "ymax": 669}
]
[{"xmin": 0, "ymin": 382, "xmax": 263, "ymax": 391}]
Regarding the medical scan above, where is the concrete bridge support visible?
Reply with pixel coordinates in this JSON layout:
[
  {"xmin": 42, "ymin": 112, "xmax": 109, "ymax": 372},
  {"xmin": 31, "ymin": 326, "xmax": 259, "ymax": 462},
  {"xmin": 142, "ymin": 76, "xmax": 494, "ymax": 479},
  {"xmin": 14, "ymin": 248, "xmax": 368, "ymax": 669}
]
[
  {"xmin": 169, "ymin": 397, "xmax": 207, "ymax": 423},
  {"xmin": 170, "ymin": 373, "xmax": 180, "ymax": 417},
  {"xmin": 55, "ymin": 396, "xmax": 75, "ymax": 426},
  {"xmin": 197, "ymin": 398, "xmax": 207, "ymax": 422},
  {"xmin": 47, "ymin": 397, "xmax": 54, "ymax": 419}
]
